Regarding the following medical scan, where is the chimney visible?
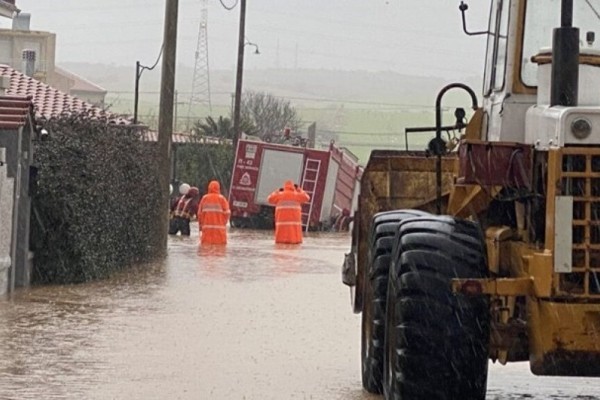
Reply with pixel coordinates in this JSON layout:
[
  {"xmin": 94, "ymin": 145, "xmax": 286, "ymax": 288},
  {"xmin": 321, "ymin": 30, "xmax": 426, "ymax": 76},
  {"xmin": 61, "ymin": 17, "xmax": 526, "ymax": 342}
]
[
  {"xmin": 22, "ymin": 49, "xmax": 35, "ymax": 77},
  {"xmin": 307, "ymin": 122, "xmax": 316, "ymax": 149},
  {"xmin": 12, "ymin": 13, "xmax": 30, "ymax": 31},
  {"xmin": 0, "ymin": 75, "xmax": 10, "ymax": 95}
]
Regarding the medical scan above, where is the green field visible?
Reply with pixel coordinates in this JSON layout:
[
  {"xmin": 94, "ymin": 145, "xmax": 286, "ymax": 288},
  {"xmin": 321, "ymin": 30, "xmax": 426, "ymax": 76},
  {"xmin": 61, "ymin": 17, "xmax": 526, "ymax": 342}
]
[{"xmin": 107, "ymin": 92, "xmax": 464, "ymax": 164}]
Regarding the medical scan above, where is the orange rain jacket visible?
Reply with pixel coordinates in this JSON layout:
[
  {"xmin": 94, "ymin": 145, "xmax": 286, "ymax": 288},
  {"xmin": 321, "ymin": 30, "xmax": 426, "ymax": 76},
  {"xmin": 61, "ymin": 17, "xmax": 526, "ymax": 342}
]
[
  {"xmin": 267, "ymin": 180, "xmax": 310, "ymax": 244},
  {"xmin": 198, "ymin": 181, "xmax": 231, "ymax": 245}
]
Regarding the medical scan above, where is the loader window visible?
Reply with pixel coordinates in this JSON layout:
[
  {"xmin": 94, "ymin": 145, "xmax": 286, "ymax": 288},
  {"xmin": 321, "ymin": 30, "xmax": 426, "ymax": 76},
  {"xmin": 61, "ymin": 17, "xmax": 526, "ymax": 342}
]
[
  {"xmin": 521, "ymin": 0, "xmax": 600, "ymax": 87},
  {"xmin": 484, "ymin": 0, "xmax": 510, "ymax": 94},
  {"xmin": 493, "ymin": 0, "xmax": 510, "ymax": 90}
]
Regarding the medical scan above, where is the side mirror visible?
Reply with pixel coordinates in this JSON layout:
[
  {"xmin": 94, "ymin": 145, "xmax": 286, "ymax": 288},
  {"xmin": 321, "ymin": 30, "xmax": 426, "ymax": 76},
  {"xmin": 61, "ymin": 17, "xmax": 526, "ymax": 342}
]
[
  {"xmin": 459, "ymin": 1, "xmax": 490, "ymax": 37},
  {"xmin": 454, "ymin": 107, "xmax": 467, "ymax": 131}
]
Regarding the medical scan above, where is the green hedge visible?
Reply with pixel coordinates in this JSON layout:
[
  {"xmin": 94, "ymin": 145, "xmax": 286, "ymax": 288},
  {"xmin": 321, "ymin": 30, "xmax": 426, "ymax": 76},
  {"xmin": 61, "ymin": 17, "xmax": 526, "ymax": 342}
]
[
  {"xmin": 174, "ymin": 142, "xmax": 234, "ymax": 195},
  {"xmin": 30, "ymin": 116, "xmax": 164, "ymax": 284}
]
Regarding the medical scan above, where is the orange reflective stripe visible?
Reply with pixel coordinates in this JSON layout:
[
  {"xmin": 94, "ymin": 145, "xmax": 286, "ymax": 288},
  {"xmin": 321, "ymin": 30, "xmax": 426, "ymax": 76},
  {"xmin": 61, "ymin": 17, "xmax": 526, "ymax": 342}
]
[
  {"xmin": 276, "ymin": 222, "xmax": 302, "ymax": 226},
  {"xmin": 279, "ymin": 200, "xmax": 300, "ymax": 206},
  {"xmin": 202, "ymin": 225, "xmax": 227, "ymax": 230},
  {"xmin": 203, "ymin": 204, "xmax": 223, "ymax": 211},
  {"xmin": 202, "ymin": 203, "xmax": 229, "ymax": 216},
  {"xmin": 277, "ymin": 200, "xmax": 301, "ymax": 211}
]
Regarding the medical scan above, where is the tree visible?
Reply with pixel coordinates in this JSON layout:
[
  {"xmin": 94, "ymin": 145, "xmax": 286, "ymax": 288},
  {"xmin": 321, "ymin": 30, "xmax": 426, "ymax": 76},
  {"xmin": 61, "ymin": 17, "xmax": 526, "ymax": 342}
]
[
  {"xmin": 175, "ymin": 142, "xmax": 234, "ymax": 195},
  {"xmin": 193, "ymin": 115, "xmax": 257, "ymax": 140},
  {"xmin": 240, "ymin": 91, "xmax": 301, "ymax": 139}
]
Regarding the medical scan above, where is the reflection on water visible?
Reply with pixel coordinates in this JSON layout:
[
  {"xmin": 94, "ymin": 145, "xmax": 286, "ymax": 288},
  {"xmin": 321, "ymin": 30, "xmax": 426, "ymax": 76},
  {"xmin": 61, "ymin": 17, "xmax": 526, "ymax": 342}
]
[
  {"xmin": 0, "ymin": 226, "xmax": 599, "ymax": 399},
  {"xmin": 0, "ymin": 227, "xmax": 358, "ymax": 400}
]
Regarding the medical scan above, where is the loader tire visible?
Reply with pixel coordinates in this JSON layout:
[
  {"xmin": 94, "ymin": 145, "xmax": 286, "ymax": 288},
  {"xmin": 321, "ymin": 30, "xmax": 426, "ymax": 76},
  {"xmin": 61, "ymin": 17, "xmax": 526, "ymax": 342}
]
[
  {"xmin": 383, "ymin": 216, "xmax": 490, "ymax": 400},
  {"xmin": 361, "ymin": 210, "xmax": 428, "ymax": 394}
]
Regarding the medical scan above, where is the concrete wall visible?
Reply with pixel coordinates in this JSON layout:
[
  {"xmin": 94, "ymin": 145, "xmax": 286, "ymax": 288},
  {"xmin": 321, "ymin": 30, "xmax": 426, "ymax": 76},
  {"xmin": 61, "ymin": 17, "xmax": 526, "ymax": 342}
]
[
  {"xmin": 71, "ymin": 89, "xmax": 106, "ymax": 107},
  {"xmin": 0, "ymin": 147, "xmax": 14, "ymax": 296},
  {"xmin": 0, "ymin": 28, "xmax": 56, "ymax": 82},
  {"xmin": 0, "ymin": 122, "xmax": 34, "ymax": 294}
]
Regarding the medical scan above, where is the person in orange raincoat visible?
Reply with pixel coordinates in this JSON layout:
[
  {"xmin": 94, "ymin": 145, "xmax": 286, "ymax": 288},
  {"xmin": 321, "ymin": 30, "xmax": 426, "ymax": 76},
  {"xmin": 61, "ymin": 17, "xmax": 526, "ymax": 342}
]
[
  {"xmin": 197, "ymin": 180, "xmax": 231, "ymax": 245},
  {"xmin": 267, "ymin": 180, "xmax": 310, "ymax": 244}
]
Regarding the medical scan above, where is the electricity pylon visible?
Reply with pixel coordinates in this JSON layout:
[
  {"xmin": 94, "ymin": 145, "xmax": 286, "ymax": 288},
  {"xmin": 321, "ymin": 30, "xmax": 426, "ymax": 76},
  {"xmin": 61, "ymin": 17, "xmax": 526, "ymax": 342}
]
[{"xmin": 187, "ymin": 0, "xmax": 212, "ymax": 130}]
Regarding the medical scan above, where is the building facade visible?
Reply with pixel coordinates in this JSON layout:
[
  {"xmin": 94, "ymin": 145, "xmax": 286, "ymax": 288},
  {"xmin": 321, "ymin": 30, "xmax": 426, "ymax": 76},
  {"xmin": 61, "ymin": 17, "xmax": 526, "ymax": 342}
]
[
  {"xmin": 0, "ymin": 94, "xmax": 34, "ymax": 296},
  {"xmin": 0, "ymin": 13, "xmax": 107, "ymax": 106}
]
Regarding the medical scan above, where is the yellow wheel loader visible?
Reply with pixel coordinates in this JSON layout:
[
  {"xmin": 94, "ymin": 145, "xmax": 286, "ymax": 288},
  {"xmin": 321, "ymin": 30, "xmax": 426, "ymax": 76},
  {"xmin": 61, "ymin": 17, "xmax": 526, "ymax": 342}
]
[{"xmin": 342, "ymin": 1, "xmax": 600, "ymax": 398}]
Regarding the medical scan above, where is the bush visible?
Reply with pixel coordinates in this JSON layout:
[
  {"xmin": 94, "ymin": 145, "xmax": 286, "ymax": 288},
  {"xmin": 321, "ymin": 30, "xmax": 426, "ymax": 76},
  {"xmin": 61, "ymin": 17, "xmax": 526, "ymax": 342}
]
[
  {"xmin": 30, "ymin": 115, "xmax": 164, "ymax": 284},
  {"xmin": 175, "ymin": 142, "xmax": 234, "ymax": 195}
]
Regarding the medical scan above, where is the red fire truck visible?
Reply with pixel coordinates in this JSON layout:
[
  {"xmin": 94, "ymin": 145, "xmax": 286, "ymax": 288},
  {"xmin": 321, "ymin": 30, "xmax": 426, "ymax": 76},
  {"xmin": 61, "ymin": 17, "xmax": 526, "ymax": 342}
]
[{"xmin": 228, "ymin": 139, "xmax": 363, "ymax": 230}]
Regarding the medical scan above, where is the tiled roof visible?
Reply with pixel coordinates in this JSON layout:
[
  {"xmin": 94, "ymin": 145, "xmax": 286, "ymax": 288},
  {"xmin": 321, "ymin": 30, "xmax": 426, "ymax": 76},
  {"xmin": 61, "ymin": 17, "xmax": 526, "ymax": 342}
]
[
  {"xmin": 54, "ymin": 66, "xmax": 107, "ymax": 94},
  {"xmin": 0, "ymin": 1, "xmax": 18, "ymax": 12},
  {"xmin": 0, "ymin": 2, "xmax": 19, "ymax": 18},
  {"xmin": 0, "ymin": 95, "xmax": 32, "ymax": 130},
  {"xmin": 142, "ymin": 131, "xmax": 231, "ymax": 144},
  {"xmin": 0, "ymin": 65, "xmax": 130, "ymax": 124}
]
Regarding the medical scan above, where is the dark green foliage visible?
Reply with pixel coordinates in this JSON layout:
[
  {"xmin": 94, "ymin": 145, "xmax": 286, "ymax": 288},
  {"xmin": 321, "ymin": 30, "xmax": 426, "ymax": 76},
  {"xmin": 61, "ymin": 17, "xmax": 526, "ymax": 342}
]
[
  {"xmin": 30, "ymin": 115, "xmax": 163, "ymax": 284},
  {"xmin": 174, "ymin": 142, "xmax": 234, "ymax": 195},
  {"xmin": 192, "ymin": 116, "xmax": 257, "ymax": 140}
]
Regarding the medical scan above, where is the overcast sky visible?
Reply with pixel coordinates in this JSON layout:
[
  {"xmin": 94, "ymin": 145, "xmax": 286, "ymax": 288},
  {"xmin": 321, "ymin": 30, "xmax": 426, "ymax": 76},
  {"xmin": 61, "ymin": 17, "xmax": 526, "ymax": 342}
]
[{"xmin": 3, "ymin": 0, "xmax": 490, "ymax": 78}]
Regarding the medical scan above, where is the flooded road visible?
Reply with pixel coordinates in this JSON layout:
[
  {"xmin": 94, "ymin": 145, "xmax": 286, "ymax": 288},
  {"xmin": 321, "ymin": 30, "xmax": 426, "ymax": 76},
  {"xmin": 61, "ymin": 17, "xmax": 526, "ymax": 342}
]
[{"xmin": 1, "ymin": 226, "xmax": 599, "ymax": 399}]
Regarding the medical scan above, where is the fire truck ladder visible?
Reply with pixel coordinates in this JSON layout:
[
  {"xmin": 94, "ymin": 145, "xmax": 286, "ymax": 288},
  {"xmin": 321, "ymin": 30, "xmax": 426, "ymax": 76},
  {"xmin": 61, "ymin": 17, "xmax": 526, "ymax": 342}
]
[{"xmin": 301, "ymin": 158, "xmax": 321, "ymax": 231}]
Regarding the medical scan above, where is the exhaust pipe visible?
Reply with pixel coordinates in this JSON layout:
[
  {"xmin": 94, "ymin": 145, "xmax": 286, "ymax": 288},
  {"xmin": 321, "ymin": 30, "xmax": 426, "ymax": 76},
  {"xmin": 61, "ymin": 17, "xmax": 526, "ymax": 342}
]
[{"xmin": 550, "ymin": 0, "xmax": 579, "ymax": 107}]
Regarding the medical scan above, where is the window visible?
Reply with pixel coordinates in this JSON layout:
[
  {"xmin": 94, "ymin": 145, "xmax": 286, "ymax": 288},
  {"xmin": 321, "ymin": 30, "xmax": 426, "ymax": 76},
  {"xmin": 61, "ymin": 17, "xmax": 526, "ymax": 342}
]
[
  {"xmin": 493, "ymin": 0, "xmax": 511, "ymax": 90},
  {"xmin": 0, "ymin": 39, "xmax": 11, "ymax": 65},
  {"xmin": 522, "ymin": 0, "xmax": 600, "ymax": 87},
  {"xmin": 484, "ymin": 0, "xmax": 511, "ymax": 94}
]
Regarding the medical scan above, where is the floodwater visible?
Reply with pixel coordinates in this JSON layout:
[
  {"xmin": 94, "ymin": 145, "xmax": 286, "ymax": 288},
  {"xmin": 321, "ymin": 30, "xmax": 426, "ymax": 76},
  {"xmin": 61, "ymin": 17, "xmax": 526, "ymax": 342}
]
[{"xmin": 0, "ymin": 226, "xmax": 599, "ymax": 400}]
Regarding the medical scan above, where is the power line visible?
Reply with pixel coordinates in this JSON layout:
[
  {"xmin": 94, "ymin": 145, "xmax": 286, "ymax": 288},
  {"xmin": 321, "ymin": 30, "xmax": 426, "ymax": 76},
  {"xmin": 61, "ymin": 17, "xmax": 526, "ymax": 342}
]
[
  {"xmin": 27, "ymin": 0, "xmax": 199, "ymax": 13},
  {"xmin": 107, "ymin": 90, "xmax": 452, "ymax": 110},
  {"xmin": 336, "ymin": 142, "xmax": 405, "ymax": 148},
  {"xmin": 586, "ymin": 0, "xmax": 600, "ymax": 20},
  {"xmin": 138, "ymin": 45, "xmax": 164, "ymax": 75},
  {"xmin": 218, "ymin": 0, "xmax": 238, "ymax": 10},
  {"xmin": 134, "ymin": 44, "xmax": 164, "ymax": 123},
  {"xmin": 321, "ymin": 129, "xmax": 405, "ymax": 136}
]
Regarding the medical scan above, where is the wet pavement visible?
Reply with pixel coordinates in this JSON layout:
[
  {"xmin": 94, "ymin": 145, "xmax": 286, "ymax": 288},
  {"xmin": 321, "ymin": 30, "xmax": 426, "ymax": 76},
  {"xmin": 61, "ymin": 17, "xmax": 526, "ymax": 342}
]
[{"xmin": 0, "ymin": 225, "xmax": 599, "ymax": 399}]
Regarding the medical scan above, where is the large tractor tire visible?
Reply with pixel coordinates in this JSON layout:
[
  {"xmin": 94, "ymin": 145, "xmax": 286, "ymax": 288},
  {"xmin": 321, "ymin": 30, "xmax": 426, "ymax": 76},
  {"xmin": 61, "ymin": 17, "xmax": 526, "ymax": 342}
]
[
  {"xmin": 383, "ymin": 216, "xmax": 490, "ymax": 400},
  {"xmin": 361, "ymin": 210, "xmax": 429, "ymax": 394}
]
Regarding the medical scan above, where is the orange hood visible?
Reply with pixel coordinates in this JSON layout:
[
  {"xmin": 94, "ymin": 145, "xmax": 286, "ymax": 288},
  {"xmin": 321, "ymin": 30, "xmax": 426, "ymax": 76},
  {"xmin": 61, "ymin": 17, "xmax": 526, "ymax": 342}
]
[
  {"xmin": 284, "ymin": 180, "xmax": 294, "ymax": 191},
  {"xmin": 208, "ymin": 180, "xmax": 221, "ymax": 194}
]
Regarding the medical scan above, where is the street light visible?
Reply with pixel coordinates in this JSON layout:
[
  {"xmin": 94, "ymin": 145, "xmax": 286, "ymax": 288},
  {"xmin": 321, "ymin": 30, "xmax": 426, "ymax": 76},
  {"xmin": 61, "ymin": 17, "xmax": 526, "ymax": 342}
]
[
  {"xmin": 232, "ymin": 0, "xmax": 262, "ymax": 146},
  {"xmin": 232, "ymin": 37, "xmax": 260, "ymax": 145}
]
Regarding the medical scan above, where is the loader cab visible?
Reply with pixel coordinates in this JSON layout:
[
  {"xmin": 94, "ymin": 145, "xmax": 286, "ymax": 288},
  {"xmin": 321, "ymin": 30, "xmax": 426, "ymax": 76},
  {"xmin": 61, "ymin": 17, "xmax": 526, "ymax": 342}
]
[{"xmin": 480, "ymin": 0, "xmax": 600, "ymax": 143}]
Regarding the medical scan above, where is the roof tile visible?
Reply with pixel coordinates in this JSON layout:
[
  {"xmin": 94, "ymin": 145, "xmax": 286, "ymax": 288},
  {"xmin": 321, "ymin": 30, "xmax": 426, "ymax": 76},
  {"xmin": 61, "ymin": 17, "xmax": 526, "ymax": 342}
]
[
  {"xmin": 0, "ymin": 64, "xmax": 131, "ymax": 125},
  {"xmin": 0, "ymin": 95, "xmax": 32, "ymax": 130}
]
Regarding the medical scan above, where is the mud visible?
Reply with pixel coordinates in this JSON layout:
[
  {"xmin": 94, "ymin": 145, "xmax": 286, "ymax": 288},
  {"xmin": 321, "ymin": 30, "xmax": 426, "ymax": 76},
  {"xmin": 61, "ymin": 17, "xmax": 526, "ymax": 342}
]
[{"xmin": 0, "ymin": 225, "xmax": 598, "ymax": 399}]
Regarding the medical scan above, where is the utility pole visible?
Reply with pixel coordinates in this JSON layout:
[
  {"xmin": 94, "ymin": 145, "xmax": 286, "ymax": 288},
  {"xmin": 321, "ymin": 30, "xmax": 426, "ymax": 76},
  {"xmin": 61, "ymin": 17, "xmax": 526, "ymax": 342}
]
[
  {"xmin": 134, "ymin": 61, "xmax": 140, "ymax": 124},
  {"xmin": 174, "ymin": 90, "xmax": 178, "ymax": 132},
  {"xmin": 232, "ymin": 0, "xmax": 246, "ymax": 146},
  {"xmin": 157, "ymin": 0, "xmax": 179, "ymax": 253}
]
